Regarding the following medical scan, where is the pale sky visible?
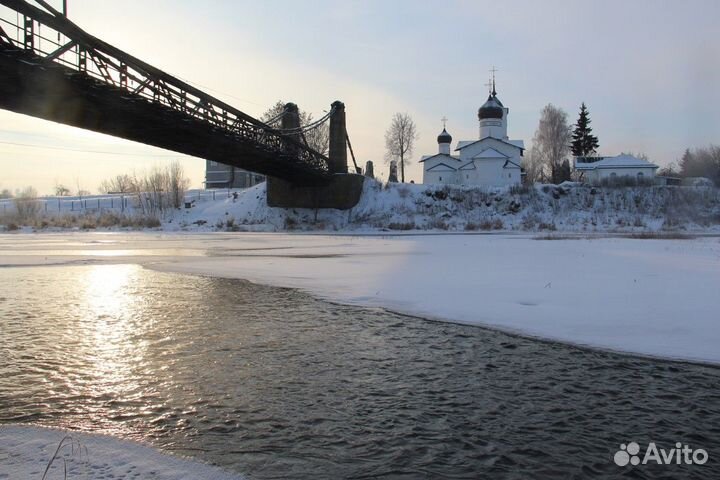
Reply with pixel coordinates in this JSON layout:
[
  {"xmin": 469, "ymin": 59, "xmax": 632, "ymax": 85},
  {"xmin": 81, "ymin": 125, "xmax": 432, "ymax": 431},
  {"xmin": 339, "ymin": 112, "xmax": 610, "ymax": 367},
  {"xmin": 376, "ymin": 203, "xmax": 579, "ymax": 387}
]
[{"xmin": 1, "ymin": 0, "xmax": 718, "ymax": 194}]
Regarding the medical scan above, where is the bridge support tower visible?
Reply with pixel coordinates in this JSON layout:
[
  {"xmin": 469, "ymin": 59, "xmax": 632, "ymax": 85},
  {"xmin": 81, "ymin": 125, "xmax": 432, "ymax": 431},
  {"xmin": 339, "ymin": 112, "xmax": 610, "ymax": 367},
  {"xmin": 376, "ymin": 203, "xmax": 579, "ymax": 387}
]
[
  {"xmin": 267, "ymin": 100, "xmax": 364, "ymax": 210},
  {"xmin": 328, "ymin": 100, "xmax": 348, "ymax": 174}
]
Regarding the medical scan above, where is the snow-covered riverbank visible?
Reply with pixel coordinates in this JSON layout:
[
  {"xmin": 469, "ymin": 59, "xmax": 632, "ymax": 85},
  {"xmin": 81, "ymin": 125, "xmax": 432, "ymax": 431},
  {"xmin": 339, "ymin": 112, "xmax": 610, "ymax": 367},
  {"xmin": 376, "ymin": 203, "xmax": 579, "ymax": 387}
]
[
  {"xmin": 0, "ymin": 425, "xmax": 243, "ymax": 479},
  {"xmin": 3, "ymin": 181, "xmax": 720, "ymax": 234},
  {"xmin": 1, "ymin": 231, "xmax": 719, "ymax": 364}
]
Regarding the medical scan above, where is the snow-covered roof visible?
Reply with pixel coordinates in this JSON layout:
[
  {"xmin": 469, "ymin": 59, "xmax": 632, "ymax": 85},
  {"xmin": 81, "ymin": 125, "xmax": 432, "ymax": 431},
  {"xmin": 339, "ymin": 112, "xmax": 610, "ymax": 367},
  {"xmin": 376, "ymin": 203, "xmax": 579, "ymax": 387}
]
[
  {"xmin": 455, "ymin": 137, "xmax": 524, "ymax": 151},
  {"xmin": 419, "ymin": 153, "xmax": 460, "ymax": 163},
  {"xmin": 575, "ymin": 155, "xmax": 659, "ymax": 170},
  {"xmin": 473, "ymin": 147, "xmax": 508, "ymax": 159},
  {"xmin": 503, "ymin": 159, "xmax": 521, "ymax": 169}
]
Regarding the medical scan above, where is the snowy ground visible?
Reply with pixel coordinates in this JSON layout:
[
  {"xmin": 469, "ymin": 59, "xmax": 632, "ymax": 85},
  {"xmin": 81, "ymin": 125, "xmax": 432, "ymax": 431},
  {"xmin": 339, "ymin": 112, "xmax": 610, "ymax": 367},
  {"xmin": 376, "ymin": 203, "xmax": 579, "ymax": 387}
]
[
  {"xmin": 1, "ymin": 231, "xmax": 719, "ymax": 364},
  {"xmin": 0, "ymin": 425, "xmax": 243, "ymax": 479}
]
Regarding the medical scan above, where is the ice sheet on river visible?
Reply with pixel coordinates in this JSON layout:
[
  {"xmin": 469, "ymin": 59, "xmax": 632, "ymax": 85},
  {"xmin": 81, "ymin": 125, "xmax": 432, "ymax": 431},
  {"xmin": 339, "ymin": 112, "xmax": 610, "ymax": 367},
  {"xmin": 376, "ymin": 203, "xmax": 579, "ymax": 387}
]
[{"xmin": 1, "ymin": 232, "xmax": 719, "ymax": 364}]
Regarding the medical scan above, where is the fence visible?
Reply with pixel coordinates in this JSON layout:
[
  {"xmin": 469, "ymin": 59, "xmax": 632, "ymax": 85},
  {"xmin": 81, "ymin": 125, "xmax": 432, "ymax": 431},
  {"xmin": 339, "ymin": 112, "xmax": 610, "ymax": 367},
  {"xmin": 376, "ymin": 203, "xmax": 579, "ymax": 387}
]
[{"xmin": 0, "ymin": 188, "xmax": 247, "ymax": 215}]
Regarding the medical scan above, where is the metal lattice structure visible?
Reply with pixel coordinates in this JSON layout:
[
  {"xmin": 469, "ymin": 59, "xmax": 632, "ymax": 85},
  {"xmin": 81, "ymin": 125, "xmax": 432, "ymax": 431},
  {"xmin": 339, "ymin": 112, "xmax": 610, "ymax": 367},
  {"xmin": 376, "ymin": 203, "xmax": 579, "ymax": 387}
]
[{"xmin": 0, "ymin": 0, "xmax": 333, "ymax": 184}]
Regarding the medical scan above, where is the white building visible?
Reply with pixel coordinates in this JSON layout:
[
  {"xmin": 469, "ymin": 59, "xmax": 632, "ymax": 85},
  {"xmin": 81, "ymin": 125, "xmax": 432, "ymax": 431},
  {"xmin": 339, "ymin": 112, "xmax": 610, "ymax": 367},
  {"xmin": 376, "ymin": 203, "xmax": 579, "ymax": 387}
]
[
  {"xmin": 574, "ymin": 155, "xmax": 659, "ymax": 185},
  {"xmin": 420, "ymin": 85, "xmax": 524, "ymax": 187}
]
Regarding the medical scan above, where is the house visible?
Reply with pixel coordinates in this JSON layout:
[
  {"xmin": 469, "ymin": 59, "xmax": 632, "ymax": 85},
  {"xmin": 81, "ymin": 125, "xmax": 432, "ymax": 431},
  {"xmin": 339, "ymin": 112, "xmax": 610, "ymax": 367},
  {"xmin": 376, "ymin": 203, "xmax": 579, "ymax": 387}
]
[
  {"xmin": 574, "ymin": 155, "xmax": 659, "ymax": 185},
  {"xmin": 420, "ymin": 79, "xmax": 524, "ymax": 187},
  {"xmin": 205, "ymin": 161, "xmax": 265, "ymax": 189}
]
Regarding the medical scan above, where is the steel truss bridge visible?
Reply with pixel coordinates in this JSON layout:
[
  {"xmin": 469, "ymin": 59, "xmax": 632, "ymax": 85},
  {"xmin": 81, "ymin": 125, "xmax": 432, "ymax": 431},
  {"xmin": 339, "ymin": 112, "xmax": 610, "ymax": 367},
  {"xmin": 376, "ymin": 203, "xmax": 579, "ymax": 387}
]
[{"xmin": 0, "ymin": 0, "xmax": 339, "ymax": 185}]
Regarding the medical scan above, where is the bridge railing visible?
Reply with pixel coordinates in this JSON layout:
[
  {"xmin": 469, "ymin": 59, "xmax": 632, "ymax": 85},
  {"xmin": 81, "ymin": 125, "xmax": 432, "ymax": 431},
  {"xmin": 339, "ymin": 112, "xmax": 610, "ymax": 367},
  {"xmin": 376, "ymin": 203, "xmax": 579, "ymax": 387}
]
[{"xmin": 0, "ymin": 0, "xmax": 330, "ymax": 175}]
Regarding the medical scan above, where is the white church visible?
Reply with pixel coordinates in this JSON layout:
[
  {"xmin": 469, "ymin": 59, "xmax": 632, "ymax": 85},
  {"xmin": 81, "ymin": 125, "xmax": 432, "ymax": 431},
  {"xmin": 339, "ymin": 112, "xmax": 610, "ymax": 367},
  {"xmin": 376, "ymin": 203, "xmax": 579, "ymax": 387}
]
[{"xmin": 420, "ymin": 82, "xmax": 525, "ymax": 187}]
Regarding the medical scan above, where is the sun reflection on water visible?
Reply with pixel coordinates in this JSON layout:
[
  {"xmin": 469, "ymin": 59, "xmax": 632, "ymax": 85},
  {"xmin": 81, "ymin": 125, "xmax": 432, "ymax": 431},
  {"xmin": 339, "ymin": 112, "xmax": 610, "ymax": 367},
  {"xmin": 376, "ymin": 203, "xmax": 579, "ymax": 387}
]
[{"xmin": 79, "ymin": 264, "xmax": 148, "ymax": 433}]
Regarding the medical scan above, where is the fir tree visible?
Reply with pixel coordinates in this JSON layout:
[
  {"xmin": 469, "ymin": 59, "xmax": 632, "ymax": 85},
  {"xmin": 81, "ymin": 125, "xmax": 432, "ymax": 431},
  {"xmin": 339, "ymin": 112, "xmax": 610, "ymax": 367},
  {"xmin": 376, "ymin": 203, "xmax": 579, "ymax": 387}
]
[{"xmin": 570, "ymin": 103, "xmax": 599, "ymax": 158}]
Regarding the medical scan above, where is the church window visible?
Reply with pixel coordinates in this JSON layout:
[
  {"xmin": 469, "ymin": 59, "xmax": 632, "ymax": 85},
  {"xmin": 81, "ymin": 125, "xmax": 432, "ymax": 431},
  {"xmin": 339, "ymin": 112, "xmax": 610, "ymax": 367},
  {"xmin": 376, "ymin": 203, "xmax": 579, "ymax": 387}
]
[{"xmin": 439, "ymin": 176, "xmax": 442, "ymax": 181}]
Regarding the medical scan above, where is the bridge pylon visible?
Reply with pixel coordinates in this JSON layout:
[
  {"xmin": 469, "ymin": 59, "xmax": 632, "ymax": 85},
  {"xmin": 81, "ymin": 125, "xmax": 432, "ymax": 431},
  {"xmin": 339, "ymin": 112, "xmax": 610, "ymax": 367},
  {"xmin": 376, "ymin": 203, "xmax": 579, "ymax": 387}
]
[
  {"xmin": 328, "ymin": 101, "xmax": 348, "ymax": 174},
  {"xmin": 281, "ymin": 102, "xmax": 301, "ymax": 158}
]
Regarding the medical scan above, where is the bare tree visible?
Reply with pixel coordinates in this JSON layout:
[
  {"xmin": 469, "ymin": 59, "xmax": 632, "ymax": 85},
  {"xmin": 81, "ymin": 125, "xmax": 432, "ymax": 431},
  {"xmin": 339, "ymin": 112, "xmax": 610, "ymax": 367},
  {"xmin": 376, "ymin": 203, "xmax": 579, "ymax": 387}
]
[
  {"xmin": 620, "ymin": 151, "xmax": 649, "ymax": 161},
  {"xmin": 384, "ymin": 113, "xmax": 417, "ymax": 183},
  {"xmin": 167, "ymin": 160, "xmax": 190, "ymax": 209},
  {"xmin": 54, "ymin": 183, "xmax": 71, "ymax": 196},
  {"xmin": 261, "ymin": 100, "xmax": 330, "ymax": 156},
  {"xmin": 14, "ymin": 186, "xmax": 40, "ymax": 220},
  {"xmin": 98, "ymin": 174, "xmax": 134, "ymax": 194},
  {"xmin": 657, "ymin": 162, "xmax": 680, "ymax": 178},
  {"xmin": 679, "ymin": 145, "xmax": 720, "ymax": 185},
  {"xmin": 75, "ymin": 177, "xmax": 86, "ymax": 198},
  {"xmin": 528, "ymin": 104, "xmax": 572, "ymax": 184}
]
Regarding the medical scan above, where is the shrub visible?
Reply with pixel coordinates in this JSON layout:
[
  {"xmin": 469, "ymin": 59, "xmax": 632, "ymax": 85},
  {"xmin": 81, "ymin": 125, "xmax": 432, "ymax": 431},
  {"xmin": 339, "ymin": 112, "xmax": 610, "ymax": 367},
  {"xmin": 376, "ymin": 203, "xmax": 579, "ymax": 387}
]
[
  {"xmin": 509, "ymin": 184, "xmax": 531, "ymax": 195},
  {"xmin": 479, "ymin": 219, "xmax": 494, "ymax": 230},
  {"xmin": 284, "ymin": 216, "xmax": 298, "ymax": 230},
  {"xmin": 426, "ymin": 218, "xmax": 449, "ymax": 230},
  {"xmin": 14, "ymin": 186, "xmax": 40, "ymax": 220},
  {"xmin": 388, "ymin": 221, "xmax": 415, "ymax": 230}
]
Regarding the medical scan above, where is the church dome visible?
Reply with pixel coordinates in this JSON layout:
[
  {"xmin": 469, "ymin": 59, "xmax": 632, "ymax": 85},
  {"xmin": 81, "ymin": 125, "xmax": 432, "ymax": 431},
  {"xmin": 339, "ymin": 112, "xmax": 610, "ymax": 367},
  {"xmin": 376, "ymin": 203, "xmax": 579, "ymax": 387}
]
[
  {"xmin": 437, "ymin": 128, "xmax": 452, "ymax": 144},
  {"xmin": 478, "ymin": 94, "xmax": 504, "ymax": 120}
]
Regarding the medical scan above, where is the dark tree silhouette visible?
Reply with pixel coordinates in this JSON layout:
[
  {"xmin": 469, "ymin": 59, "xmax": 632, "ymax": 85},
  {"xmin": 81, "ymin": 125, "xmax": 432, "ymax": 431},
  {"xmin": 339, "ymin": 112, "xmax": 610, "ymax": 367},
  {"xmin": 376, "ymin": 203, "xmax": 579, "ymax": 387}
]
[{"xmin": 570, "ymin": 103, "xmax": 599, "ymax": 158}]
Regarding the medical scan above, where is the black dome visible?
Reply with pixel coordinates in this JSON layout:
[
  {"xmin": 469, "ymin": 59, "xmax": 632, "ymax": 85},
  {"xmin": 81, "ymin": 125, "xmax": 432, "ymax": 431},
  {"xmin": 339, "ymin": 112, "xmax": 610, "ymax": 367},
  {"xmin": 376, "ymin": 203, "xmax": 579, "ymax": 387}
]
[
  {"xmin": 478, "ymin": 94, "xmax": 504, "ymax": 120},
  {"xmin": 437, "ymin": 128, "xmax": 452, "ymax": 144}
]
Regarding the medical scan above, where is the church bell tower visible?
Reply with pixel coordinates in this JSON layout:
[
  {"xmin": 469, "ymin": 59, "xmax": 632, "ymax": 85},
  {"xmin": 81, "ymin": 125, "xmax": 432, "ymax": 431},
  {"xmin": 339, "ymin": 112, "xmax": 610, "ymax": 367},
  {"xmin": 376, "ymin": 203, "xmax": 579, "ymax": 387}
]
[{"xmin": 478, "ymin": 69, "xmax": 509, "ymax": 140}]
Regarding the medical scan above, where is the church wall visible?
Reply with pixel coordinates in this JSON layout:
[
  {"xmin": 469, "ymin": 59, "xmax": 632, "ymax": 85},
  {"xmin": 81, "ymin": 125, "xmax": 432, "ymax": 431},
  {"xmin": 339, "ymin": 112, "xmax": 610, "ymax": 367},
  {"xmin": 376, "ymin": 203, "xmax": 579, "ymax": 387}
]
[
  {"xmin": 457, "ymin": 168, "xmax": 477, "ymax": 185},
  {"xmin": 424, "ymin": 170, "xmax": 459, "ymax": 186},
  {"xmin": 474, "ymin": 158, "xmax": 521, "ymax": 187},
  {"xmin": 422, "ymin": 156, "xmax": 459, "ymax": 185}
]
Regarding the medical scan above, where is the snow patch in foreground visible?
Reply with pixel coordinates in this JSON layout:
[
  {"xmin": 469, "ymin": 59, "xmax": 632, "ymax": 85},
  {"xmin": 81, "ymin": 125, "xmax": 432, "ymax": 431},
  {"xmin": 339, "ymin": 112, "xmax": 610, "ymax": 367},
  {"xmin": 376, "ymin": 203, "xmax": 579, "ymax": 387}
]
[{"xmin": 0, "ymin": 425, "xmax": 243, "ymax": 480}]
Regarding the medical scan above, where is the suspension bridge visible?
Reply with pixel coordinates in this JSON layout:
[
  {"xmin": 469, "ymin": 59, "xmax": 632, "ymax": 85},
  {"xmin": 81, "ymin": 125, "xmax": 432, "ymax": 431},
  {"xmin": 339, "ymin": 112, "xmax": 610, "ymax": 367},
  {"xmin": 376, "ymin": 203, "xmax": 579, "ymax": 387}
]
[{"xmin": 0, "ymin": 0, "xmax": 365, "ymax": 208}]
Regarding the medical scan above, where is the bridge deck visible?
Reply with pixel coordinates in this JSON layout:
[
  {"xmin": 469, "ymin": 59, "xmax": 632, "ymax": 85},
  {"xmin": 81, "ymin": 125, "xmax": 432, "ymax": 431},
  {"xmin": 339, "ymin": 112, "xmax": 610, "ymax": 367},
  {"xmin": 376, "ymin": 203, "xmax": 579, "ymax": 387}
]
[{"xmin": 0, "ymin": 45, "xmax": 331, "ymax": 185}]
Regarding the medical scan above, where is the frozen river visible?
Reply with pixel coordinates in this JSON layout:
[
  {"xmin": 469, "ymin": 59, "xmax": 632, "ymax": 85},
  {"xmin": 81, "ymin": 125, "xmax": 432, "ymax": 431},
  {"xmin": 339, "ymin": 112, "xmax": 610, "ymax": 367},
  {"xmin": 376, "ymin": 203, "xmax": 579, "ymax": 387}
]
[
  {"xmin": 1, "ymin": 232, "xmax": 719, "ymax": 363},
  {"xmin": 1, "ymin": 254, "xmax": 720, "ymax": 477}
]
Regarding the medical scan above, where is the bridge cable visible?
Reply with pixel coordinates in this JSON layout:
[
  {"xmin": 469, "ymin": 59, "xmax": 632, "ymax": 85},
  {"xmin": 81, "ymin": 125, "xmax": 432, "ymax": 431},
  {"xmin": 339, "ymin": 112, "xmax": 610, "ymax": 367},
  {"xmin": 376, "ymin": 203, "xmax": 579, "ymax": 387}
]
[
  {"xmin": 276, "ymin": 106, "xmax": 335, "ymax": 134},
  {"xmin": 263, "ymin": 110, "xmax": 287, "ymax": 127},
  {"xmin": 346, "ymin": 131, "xmax": 361, "ymax": 174}
]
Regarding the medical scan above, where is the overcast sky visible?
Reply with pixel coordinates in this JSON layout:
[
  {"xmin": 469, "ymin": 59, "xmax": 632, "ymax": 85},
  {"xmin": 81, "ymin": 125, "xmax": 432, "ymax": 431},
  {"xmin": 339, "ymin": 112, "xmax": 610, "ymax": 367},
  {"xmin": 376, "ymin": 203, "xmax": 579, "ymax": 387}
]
[{"xmin": 1, "ymin": 0, "xmax": 718, "ymax": 194}]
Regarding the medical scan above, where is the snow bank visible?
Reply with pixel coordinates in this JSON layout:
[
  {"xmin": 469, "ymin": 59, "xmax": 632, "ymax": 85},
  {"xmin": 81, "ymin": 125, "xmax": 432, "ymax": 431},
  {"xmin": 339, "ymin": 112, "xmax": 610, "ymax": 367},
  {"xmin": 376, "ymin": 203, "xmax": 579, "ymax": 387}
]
[
  {"xmin": 150, "ymin": 233, "xmax": 720, "ymax": 365},
  {"xmin": 0, "ymin": 425, "xmax": 243, "ymax": 479},
  {"xmin": 171, "ymin": 181, "xmax": 720, "ymax": 233}
]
